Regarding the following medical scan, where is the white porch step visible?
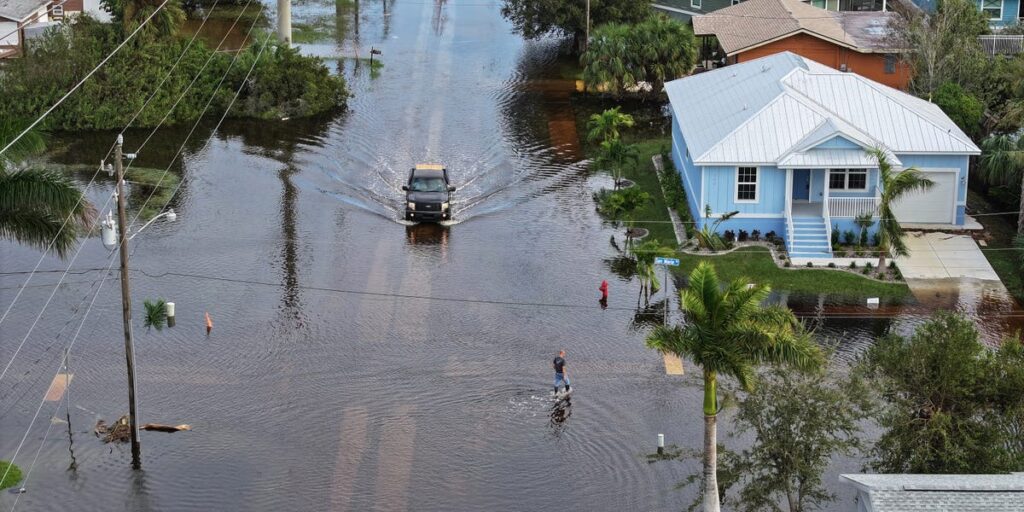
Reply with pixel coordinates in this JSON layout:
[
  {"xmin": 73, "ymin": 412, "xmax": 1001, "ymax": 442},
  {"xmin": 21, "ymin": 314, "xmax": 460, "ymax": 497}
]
[{"xmin": 788, "ymin": 215, "xmax": 831, "ymax": 258}]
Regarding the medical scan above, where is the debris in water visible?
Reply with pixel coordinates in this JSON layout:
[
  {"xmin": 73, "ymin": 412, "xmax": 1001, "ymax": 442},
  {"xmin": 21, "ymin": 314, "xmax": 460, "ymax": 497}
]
[
  {"xmin": 142, "ymin": 423, "xmax": 192, "ymax": 433},
  {"xmin": 95, "ymin": 415, "xmax": 131, "ymax": 443}
]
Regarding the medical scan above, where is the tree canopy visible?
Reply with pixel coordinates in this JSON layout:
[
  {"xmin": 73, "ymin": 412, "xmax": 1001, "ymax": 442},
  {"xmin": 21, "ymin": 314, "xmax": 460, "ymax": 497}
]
[
  {"xmin": 500, "ymin": 0, "xmax": 650, "ymax": 52},
  {"xmin": 858, "ymin": 313, "xmax": 1024, "ymax": 473},
  {"xmin": 580, "ymin": 15, "xmax": 696, "ymax": 96}
]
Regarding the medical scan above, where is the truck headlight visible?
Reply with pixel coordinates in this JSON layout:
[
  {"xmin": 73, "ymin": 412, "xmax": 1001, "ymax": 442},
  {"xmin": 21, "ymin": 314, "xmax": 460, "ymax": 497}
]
[
  {"xmin": 407, "ymin": 202, "xmax": 416, "ymax": 209},
  {"xmin": 441, "ymin": 202, "xmax": 449, "ymax": 211}
]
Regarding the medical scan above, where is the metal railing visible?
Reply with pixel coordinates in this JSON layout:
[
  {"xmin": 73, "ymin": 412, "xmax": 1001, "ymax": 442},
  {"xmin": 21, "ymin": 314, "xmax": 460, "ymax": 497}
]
[
  {"xmin": 980, "ymin": 35, "xmax": 1024, "ymax": 56},
  {"xmin": 828, "ymin": 196, "xmax": 880, "ymax": 218}
]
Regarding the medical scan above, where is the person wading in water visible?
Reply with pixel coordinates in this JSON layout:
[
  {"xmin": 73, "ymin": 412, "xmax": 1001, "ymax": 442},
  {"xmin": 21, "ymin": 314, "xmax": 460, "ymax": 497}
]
[{"xmin": 553, "ymin": 350, "xmax": 570, "ymax": 395}]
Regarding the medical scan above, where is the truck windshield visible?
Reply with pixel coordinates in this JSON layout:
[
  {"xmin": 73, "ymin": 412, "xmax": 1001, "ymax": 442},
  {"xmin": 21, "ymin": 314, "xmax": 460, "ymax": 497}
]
[{"xmin": 410, "ymin": 177, "xmax": 447, "ymax": 192}]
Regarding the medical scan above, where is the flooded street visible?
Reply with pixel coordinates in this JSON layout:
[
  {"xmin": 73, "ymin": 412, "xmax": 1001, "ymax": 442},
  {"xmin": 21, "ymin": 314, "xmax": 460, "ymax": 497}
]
[{"xmin": 0, "ymin": 1, "xmax": 1021, "ymax": 510}]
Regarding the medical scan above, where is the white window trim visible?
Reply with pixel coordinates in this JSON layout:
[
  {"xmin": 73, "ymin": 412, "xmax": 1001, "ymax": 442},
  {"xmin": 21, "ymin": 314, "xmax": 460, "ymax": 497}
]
[
  {"xmin": 828, "ymin": 169, "xmax": 869, "ymax": 192},
  {"xmin": 692, "ymin": 0, "xmax": 702, "ymax": 8},
  {"xmin": 735, "ymin": 166, "xmax": 759, "ymax": 203},
  {"xmin": 981, "ymin": 0, "xmax": 1003, "ymax": 20}
]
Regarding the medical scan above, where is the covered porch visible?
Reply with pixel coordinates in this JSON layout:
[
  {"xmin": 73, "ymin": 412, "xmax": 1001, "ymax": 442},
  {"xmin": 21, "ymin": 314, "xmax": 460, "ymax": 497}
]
[{"xmin": 783, "ymin": 167, "xmax": 881, "ymax": 258}]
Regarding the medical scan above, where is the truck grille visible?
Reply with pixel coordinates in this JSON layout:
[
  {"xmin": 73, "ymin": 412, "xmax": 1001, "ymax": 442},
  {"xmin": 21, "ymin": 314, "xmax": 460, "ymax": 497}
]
[{"xmin": 418, "ymin": 203, "xmax": 439, "ymax": 211}]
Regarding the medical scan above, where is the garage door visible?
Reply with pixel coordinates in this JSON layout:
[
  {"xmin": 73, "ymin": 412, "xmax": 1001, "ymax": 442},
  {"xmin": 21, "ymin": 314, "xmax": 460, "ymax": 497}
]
[{"xmin": 891, "ymin": 170, "xmax": 956, "ymax": 224}]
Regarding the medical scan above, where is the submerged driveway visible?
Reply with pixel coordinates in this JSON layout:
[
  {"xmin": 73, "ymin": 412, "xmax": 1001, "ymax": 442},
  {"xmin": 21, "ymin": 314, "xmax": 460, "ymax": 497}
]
[{"xmin": 896, "ymin": 232, "xmax": 1000, "ymax": 281}]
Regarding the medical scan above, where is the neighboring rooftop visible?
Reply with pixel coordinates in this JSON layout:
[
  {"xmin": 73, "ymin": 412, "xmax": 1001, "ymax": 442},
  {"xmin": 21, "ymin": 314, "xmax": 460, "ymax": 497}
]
[
  {"xmin": 841, "ymin": 473, "xmax": 1024, "ymax": 512},
  {"xmin": 664, "ymin": 52, "xmax": 979, "ymax": 167},
  {"xmin": 692, "ymin": 0, "xmax": 901, "ymax": 55},
  {"xmin": 0, "ymin": 0, "xmax": 48, "ymax": 21}
]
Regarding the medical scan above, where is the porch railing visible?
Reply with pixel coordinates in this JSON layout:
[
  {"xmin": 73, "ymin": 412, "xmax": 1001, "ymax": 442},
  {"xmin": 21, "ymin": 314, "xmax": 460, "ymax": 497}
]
[
  {"xmin": 828, "ymin": 197, "xmax": 879, "ymax": 218},
  {"xmin": 980, "ymin": 35, "xmax": 1024, "ymax": 56}
]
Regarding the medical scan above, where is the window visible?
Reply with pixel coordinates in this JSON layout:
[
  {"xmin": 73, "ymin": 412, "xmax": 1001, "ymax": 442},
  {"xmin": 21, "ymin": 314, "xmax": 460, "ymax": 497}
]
[
  {"xmin": 829, "ymin": 169, "xmax": 868, "ymax": 191},
  {"xmin": 884, "ymin": 54, "xmax": 896, "ymax": 74},
  {"xmin": 736, "ymin": 167, "xmax": 758, "ymax": 202},
  {"xmin": 52, "ymin": 4, "xmax": 63, "ymax": 16},
  {"xmin": 691, "ymin": 0, "xmax": 702, "ymax": 8},
  {"xmin": 847, "ymin": 170, "xmax": 867, "ymax": 190},
  {"xmin": 732, "ymin": 0, "xmax": 742, "ymax": 4},
  {"xmin": 982, "ymin": 0, "xmax": 1001, "ymax": 19}
]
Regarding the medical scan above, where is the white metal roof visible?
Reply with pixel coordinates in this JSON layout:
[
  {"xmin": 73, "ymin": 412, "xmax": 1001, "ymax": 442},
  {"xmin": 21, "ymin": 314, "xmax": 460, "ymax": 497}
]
[
  {"xmin": 0, "ymin": 0, "xmax": 47, "ymax": 21},
  {"xmin": 840, "ymin": 474, "xmax": 1024, "ymax": 512},
  {"xmin": 665, "ymin": 52, "xmax": 980, "ymax": 167},
  {"xmin": 779, "ymin": 148, "xmax": 893, "ymax": 168}
]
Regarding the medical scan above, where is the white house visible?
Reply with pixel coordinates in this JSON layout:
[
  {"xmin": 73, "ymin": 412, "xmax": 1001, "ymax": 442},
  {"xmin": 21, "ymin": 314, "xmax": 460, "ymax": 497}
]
[
  {"xmin": 840, "ymin": 473, "xmax": 1024, "ymax": 511},
  {"xmin": 666, "ymin": 51, "xmax": 981, "ymax": 258},
  {"xmin": 0, "ymin": 0, "xmax": 51, "ymax": 57}
]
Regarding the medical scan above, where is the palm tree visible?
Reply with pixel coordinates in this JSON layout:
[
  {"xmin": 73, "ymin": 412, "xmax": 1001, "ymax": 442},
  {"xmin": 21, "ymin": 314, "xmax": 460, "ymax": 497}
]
[
  {"xmin": 979, "ymin": 134, "xmax": 1024, "ymax": 235},
  {"xmin": 628, "ymin": 239, "xmax": 674, "ymax": 307},
  {"xmin": 645, "ymin": 262, "xmax": 821, "ymax": 512},
  {"xmin": 854, "ymin": 211, "xmax": 874, "ymax": 247},
  {"xmin": 586, "ymin": 107, "xmax": 635, "ymax": 144},
  {"xmin": 872, "ymin": 148, "xmax": 933, "ymax": 270},
  {"xmin": 0, "ymin": 120, "xmax": 96, "ymax": 258},
  {"xmin": 103, "ymin": 0, "xmax": 186, "ymax": 40},
  {"xmin": 595, "ymin": 138, "xmax": 639, "ymax": 189}
]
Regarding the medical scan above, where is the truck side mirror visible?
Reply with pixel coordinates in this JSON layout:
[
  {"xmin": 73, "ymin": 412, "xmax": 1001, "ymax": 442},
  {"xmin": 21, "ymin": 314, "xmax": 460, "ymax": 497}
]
[
  {"xmin": 401, "ymin": 185, "xmax": 409, "ymax": 191},
  {"xmin": 448, "ymin": 186, "xmax": 456, "ymax": 192}
]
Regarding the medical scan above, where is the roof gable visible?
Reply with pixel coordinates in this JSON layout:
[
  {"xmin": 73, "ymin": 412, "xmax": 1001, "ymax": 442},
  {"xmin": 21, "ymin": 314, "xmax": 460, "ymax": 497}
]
[
  {"xmin": 0, "ymin": 0, "xmax": 48, "ymax": 21},
  {"xmin": 692, "ymin": 0, "xmax": 899, "ymax": 55}
]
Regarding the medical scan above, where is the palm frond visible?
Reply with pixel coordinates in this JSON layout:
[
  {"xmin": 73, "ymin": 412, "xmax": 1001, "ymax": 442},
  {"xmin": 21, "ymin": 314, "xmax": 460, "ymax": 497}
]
[{"xmin": 0, "ymin": 209, "xmax": 80, "ymax": 258}]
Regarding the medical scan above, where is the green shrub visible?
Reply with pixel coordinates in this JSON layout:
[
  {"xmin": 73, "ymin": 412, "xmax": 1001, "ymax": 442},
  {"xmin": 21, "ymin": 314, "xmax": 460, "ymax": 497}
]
[
  {"xmin": 0, "ymin": 461, "xmax": 22, "ymax": 491},
  {"xmin": 0, "ymin": 17, "xmax": 347, "ymax": 129},
  {"xmin": 784, "ymin": 260, "xmax": 791, "ymax": 267},
  {"xmin": 806, "ymin": 261, "xmax": 813, "ymax": 267},
  {"xmin": 933, "ymin": 81, "xmax": 984, "ymax": 136},
  {"xmin": 850, "ymin": 261, "xmax": 857, "ymax": 269},
  {"xmin": 828, "ymin": 262, "xmax": 836, "ymax": 268}
]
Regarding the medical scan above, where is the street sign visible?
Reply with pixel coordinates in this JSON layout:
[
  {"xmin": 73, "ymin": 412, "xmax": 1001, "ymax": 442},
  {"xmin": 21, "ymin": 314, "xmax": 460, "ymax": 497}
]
[{"xmin": 654, "ymin": 257, "xmax": 680, "ymax": 266}]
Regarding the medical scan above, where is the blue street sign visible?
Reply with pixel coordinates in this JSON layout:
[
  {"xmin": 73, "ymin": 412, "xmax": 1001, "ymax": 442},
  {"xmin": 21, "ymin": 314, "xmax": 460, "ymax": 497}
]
[{"xmin": 654, "ymin": 257, "xmax": 680, "ymax": 266}]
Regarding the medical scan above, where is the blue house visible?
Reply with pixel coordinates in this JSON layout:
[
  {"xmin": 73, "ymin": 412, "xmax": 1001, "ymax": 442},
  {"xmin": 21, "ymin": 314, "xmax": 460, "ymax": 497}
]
[
  {"xmin": 665, "ymin": 52, "xmax": 980, "ymax": 258},
  {"xmin": 908, "ymin": 0, "xmax": 1021, "ymax": 28}
]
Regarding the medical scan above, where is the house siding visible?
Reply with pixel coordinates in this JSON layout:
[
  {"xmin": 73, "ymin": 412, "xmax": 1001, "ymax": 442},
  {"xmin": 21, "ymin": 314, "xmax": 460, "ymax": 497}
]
[
  {"xmin": 671, "ymin": 116, "xmax": 705, "ymax": 229},
  {"xmin": 652, "ymin": 0, "xmax": 737, "ymax": 22},
  {"xmin": 703, "ymin": 166, "xmax": 787, "ymax": 215},
  {"xmin": 732, "ymin": 33, "xmax": 911, "ymax": 90},
  {"xmin": 815, "ymin": 136, "xmax": 862, "ymax": 150},
  {"xmin": 983, "ymin": 0, "xmax": 1020, "ymax": 27}
]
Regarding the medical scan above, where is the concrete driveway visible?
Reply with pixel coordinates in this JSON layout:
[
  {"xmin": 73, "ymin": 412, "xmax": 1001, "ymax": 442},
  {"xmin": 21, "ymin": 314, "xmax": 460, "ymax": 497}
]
[{"xmin": 895, "ymin": 232, "xmax": 1000, "ymax": 281}]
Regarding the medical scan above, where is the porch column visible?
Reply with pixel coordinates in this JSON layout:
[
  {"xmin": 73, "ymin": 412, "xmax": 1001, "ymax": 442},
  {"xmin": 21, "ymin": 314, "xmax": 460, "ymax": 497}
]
[
  {"xmin": 785, "ymin": 168, "xmax": 793, "ymax": 218},
  {"xmin": 823, "ymin": 169, "xmax": 830, "ymax": 217}
]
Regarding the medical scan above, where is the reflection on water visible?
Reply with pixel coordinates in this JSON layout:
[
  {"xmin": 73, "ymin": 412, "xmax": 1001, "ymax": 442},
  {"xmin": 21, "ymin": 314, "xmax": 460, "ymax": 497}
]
[{"xmin": 3, "ymin": 0, "xmax": 1022, "ymax": 511}]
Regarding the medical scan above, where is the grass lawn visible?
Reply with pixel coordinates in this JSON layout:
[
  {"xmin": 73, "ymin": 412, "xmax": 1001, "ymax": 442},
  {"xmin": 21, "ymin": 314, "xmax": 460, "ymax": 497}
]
[
  {"xmin": 968, "ymin": 190, "xmax": 1023, "ymax": 303},
  {"xmin": 618, "ymin": 137, "xmax": 678, "ymax": 246},
  {"xmin": 674, "ymin": 247, "xmax": 911, "ymax": 298}
]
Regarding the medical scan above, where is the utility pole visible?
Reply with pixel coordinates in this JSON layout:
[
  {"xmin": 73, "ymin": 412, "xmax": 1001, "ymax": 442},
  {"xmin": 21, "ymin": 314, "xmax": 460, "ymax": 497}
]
[
  {"xmin": 277, "ymin": 0, "xmax": 291, "ymax": 44},
  {"xmin": 114, "ymin": 135, "xmax": 142, "ymax": 470}
]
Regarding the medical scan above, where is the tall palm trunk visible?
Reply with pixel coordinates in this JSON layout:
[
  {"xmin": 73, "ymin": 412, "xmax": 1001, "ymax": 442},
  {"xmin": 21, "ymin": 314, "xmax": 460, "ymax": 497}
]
[{"xmin": 703, "ymin": 371, "xmax": 720, "ymax": 512}]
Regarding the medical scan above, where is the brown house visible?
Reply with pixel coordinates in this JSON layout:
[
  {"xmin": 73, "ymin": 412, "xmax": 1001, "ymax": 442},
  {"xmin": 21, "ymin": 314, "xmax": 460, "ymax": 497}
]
[{"xmin": 693, "ymin": 0, "xmax": 910, "ymax": 89}]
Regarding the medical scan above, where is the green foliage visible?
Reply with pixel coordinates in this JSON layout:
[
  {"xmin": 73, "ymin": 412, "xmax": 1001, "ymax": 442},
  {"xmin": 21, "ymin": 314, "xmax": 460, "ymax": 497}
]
[
  {"xmin": 872, "ymin": 148, "xmax": 933, "ymax": 267},
  {"xmin": 858, "ymin": 313, "xmax": 1024, "ymax": 473},
  {"xmin": 580, "ymin": 15, "xmax": 696, "ymax": 97},
  {"xmin": 646, "ymin": 262, "xmax": 821, "ymax": 512},
  {"xmin": 0, "ymin": 118, "xmax": 46, "ymax": 167},
  {"xmin": 143, "ymin": 299, "xmax": 167, "ymax": 330},
  {"xmin": 693, "ymin": 205, "xmax": 737, "ymax": 252},
  {"xmin": 594, "ymin": 139, "xmax": 640, "ymax": 187},
  {"xmin": 854, "ymin": 212, "xmax": 874, "ymax": 247},
  {"xmin": 101, "ymin": 0, "xmax": 186, "ymax": 42},
  {"xmin": 717, "ymin": 366, "xmax": 871, "ymax": 512},
  {"xmin": 0, "ymin": 461, "xmax": 22, "ymax": 491},
  {"xmin": 143, "ymin": 298, "xmax": 167, "ymax": 331},
  {"xmin": 596, "ymin": 187, "xmax": 650, "ymax": 219},
  {"xmin": 893, "ymin": 0, "xmax": 989, "ymax": 99},
  {"xmin": 0, "ymin": 16, "xmax": 347, "ymax": 130},
  {"xmin": 933, "ymin": 82, "xmax": 984, "ymax": 136},
  {"xmin": 628, "ymin": 239, "xmax": 674, "ymax": 305},
  {"xmin": 500, "ymin": 0, "xmax": 650, "ymax": 52},
  {"xmin": 586, "ymin": 107, "xmax": 634, "ymax": 144},
  {"xmin": 0, "ymin": 167, "xmax": 97, "ymax": 259},
  {"xmin": 1015, "ymin": 234, "xmax": 1024, "ymax": 269}
]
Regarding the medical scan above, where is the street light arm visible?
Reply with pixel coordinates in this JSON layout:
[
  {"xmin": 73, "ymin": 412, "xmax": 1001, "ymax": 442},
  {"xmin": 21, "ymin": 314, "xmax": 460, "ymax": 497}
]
[{"xmin": 126, "ymin": 210, "xmax": 176, "ymax": 242}]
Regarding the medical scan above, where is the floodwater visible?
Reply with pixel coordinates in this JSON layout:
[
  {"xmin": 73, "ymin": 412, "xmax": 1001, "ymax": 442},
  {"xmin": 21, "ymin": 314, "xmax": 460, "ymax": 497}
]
[{"xmin": 0, "ymin": 1, "xmax": 1021, "ymax": 511}]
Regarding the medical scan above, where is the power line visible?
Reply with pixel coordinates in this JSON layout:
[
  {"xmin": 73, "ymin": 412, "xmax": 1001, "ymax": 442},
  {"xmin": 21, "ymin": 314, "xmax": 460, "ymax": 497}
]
[
  {"xmin": 0, "ymin": 0, "xmax": 73, "ymax": 45},
  {"xmin": 0, "ymin": 0, "xmax": 226, "ymax": 332},
  {"xmin": 0, "ymin": 0, "xmax": 171, "ymax": 157}
]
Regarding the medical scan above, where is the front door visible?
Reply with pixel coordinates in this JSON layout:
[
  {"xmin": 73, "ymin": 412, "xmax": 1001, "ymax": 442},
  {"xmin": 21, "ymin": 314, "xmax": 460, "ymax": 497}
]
[{"xmin": 793, "ymin": 169, "xmax": 810, "ymax": 201}]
